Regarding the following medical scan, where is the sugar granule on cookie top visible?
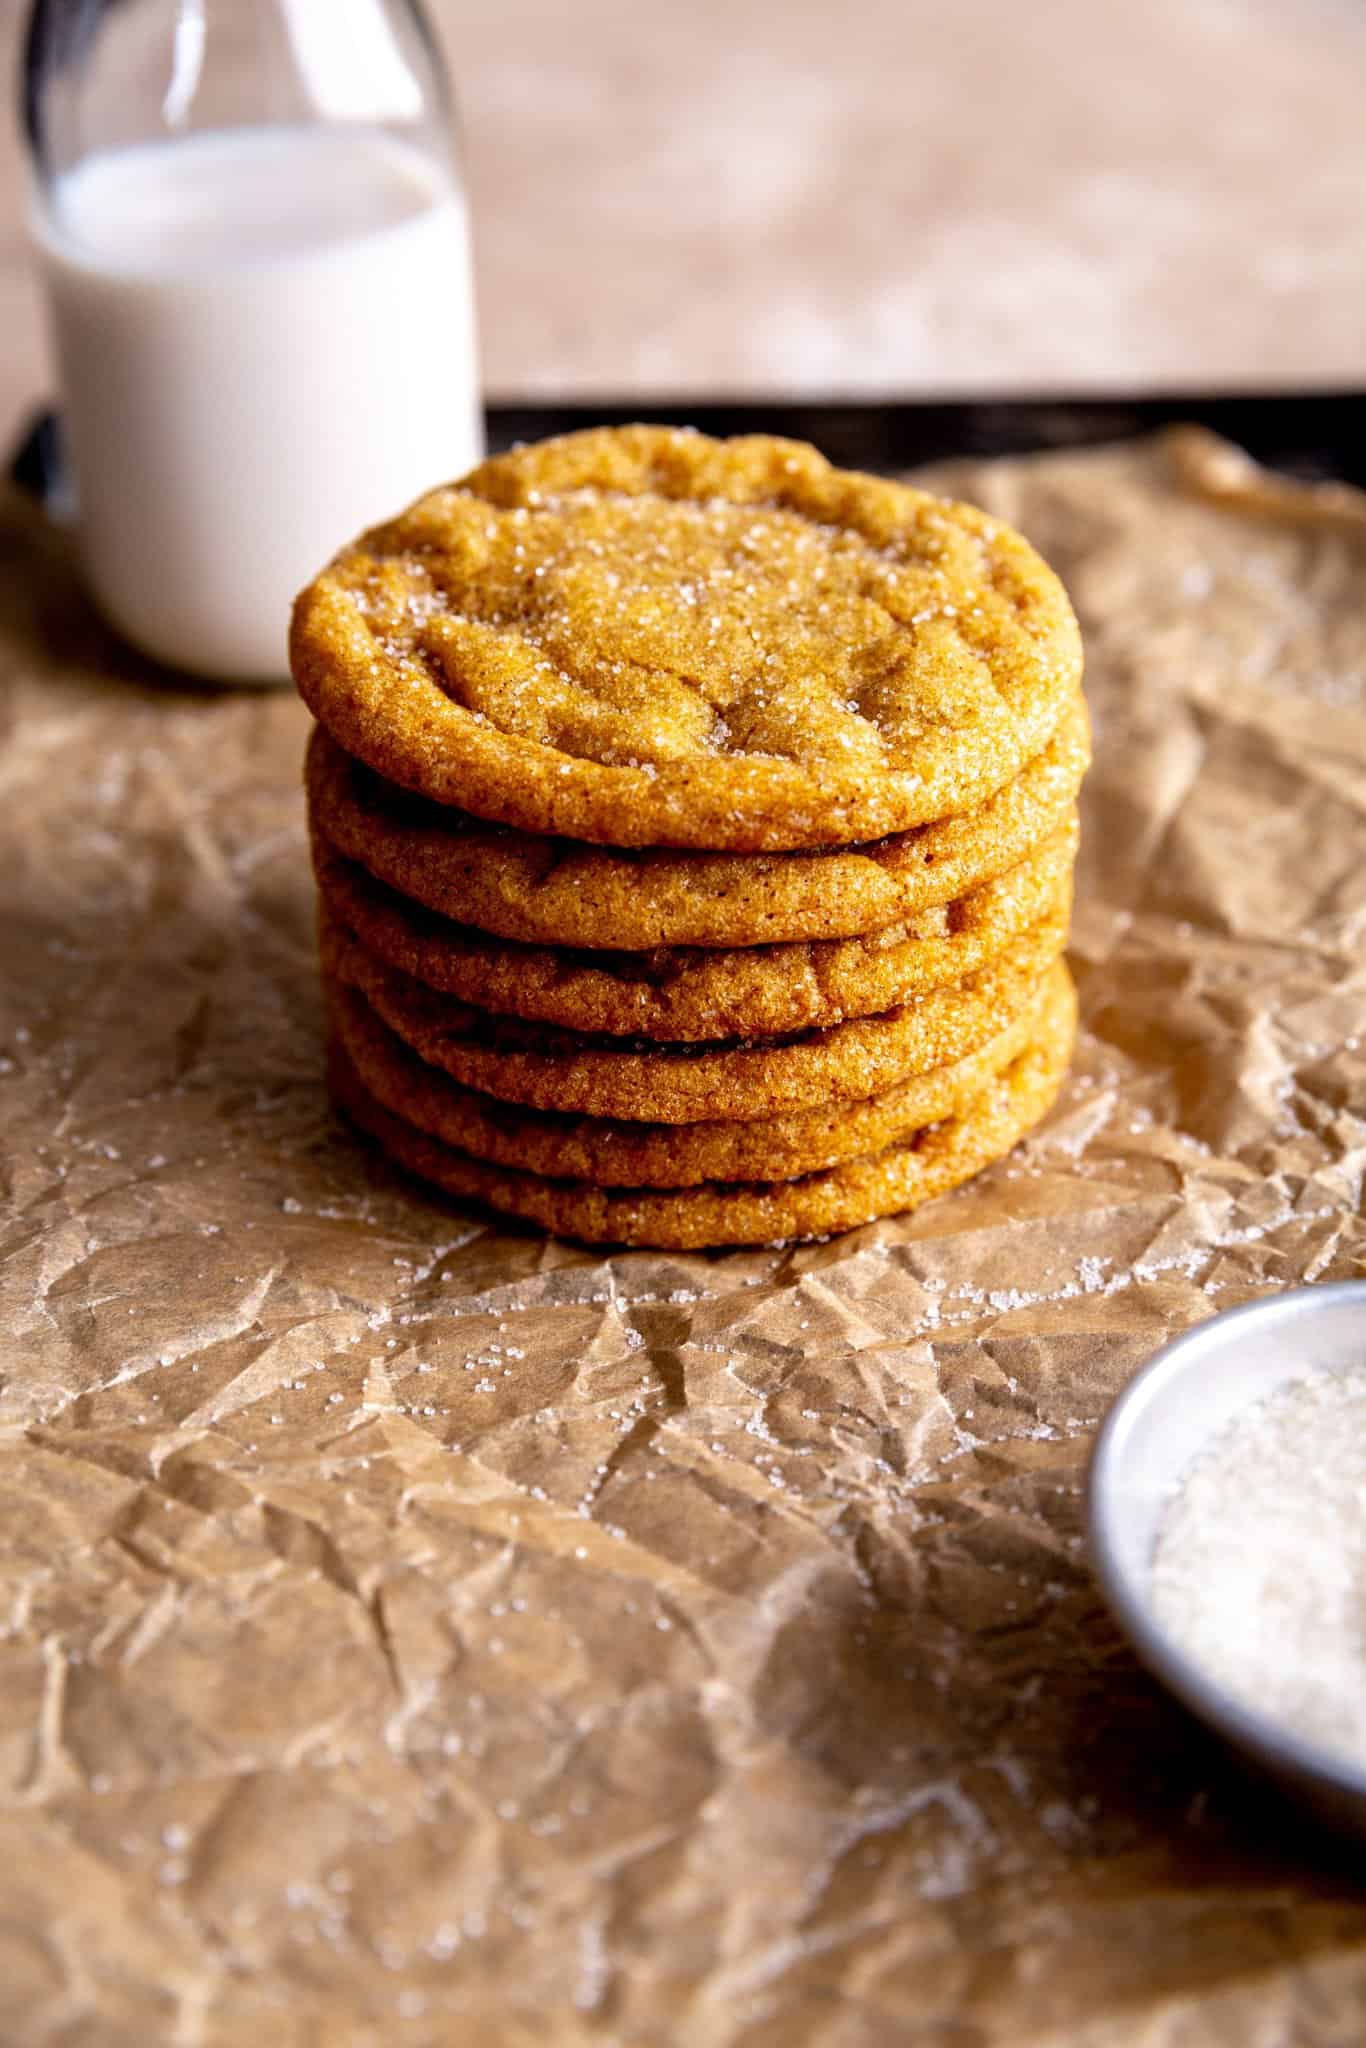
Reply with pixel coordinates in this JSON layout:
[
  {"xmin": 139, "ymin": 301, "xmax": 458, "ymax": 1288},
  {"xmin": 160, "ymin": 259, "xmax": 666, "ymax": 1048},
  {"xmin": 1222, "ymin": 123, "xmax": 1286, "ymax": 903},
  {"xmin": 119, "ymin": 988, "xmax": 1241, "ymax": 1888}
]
[{"xmin": 291, "ymin": 425, "xmax": 1082, "ymax": 853}]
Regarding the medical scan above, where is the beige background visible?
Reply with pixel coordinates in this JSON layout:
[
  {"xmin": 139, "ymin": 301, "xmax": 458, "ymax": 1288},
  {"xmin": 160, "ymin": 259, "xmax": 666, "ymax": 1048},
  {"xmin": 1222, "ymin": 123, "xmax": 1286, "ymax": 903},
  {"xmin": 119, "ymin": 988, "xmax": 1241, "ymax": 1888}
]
[{"xmin": 2, "ymin": 0, "xmax": 1365, "ymax": 448}]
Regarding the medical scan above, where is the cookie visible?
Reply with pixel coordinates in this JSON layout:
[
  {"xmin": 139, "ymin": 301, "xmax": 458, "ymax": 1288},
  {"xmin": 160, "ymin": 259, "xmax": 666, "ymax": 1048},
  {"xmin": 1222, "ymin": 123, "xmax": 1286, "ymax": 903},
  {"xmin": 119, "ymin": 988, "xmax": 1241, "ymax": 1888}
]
[
  {"xmin": 319, "ymin": 899, "xmax": 1071, "ymax": 1122},
  {"xmin": 329, "ymin": 1004, "xmax": 1076, "ymax": 1250},
  {"xmin": 291, "ymin": 426, "xmax": 1083, "ymax": 851},
  {"xmin": 304, "ymin": 697, "xmax": 1089, "ymax": 950},
  {"xmin": 328, "ymin": 961, "xmax": 1073, "ymax": 1188},
  {"xmin": 311, "ymin": 812, "xmax": 1078, "ymax": 1041}
]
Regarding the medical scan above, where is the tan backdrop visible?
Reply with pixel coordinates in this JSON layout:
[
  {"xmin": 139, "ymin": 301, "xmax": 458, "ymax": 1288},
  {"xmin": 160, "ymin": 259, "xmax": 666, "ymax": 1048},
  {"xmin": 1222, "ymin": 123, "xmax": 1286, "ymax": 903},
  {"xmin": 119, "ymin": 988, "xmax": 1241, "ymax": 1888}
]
[{"xmin": 2, "ymin": 0, "xmax": 1365, "ymax": 447}]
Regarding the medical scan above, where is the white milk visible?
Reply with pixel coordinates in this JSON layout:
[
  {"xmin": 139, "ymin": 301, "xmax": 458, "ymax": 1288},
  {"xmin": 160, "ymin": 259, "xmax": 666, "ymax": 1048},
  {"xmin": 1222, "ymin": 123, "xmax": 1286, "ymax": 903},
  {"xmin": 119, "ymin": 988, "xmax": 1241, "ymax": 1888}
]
[{"xmin": 36, "ymin": 125, "xmax": 482, "ymax": 681}]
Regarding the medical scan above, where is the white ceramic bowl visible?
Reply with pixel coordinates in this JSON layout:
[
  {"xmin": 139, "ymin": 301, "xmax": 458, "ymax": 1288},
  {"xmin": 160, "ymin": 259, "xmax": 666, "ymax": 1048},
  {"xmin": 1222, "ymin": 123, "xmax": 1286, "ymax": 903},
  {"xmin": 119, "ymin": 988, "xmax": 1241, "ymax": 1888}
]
[{"xmin": 1087, "ymin": 1279, "xmax": 1366, "ymax": 1834}]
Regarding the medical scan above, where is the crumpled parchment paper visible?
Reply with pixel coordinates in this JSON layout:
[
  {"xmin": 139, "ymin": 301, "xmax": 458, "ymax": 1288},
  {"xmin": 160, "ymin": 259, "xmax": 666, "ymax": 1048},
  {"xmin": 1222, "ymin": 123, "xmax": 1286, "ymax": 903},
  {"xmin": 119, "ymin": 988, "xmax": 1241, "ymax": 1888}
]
[{"xmin": 2, "ymin": 434, "xmax": 1365, "ymax": 2048}]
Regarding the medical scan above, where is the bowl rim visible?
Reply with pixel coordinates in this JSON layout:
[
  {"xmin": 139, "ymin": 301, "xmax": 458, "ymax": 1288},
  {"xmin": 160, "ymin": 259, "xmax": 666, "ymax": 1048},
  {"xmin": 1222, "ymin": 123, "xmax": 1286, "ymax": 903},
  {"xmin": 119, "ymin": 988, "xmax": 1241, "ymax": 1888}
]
[{"xmin": 1087, "ymin": 1277, "xmax": 1366, "ymax": 1804}]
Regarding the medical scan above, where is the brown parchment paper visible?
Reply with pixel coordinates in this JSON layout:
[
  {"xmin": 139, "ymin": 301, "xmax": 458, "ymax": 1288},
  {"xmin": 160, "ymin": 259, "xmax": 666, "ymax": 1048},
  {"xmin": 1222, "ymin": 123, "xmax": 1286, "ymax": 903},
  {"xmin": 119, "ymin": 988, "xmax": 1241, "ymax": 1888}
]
[{"xmin": 3, "ymin": 434, "xmax": 1366, "ymax": 2048}]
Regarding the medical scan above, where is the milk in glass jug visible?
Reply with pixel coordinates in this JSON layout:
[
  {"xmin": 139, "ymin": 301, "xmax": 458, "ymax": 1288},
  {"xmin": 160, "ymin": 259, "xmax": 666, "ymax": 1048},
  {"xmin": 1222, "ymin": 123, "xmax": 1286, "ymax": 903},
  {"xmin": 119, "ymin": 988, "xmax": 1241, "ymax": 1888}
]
[{"xmin": 24, "ymin": 0, "xmax": 482, "ymax": 680}]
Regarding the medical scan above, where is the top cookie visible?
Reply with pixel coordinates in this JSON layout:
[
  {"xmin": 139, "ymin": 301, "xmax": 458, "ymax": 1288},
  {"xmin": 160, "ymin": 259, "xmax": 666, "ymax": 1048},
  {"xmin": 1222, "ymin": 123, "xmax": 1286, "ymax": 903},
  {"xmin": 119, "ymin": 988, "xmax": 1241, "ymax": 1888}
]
[{"xmin": 291, "ymin": 426, "xmax": 1082, "ymax": 853}]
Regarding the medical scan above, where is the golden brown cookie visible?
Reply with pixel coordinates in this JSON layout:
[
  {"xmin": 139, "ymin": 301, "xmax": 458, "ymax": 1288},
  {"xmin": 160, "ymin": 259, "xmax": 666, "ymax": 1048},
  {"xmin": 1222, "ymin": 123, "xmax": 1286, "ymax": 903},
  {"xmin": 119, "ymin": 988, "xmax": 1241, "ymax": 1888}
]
[
  {"xmin": 319, "ymin": 899, "xmax": 1070, "ymax": 1122},
  {"xmin": 311, "ymin": 813, "xmax": 1078, "ymax": 1041},
  {"xmin": 329, "ymin": 1004, "xmax": 1075, "ymax": 1249},
  {"xmin": 291, "ymin": 426, "xmax": 1083, "ymax": 851},
  {"xmin": 328, "ymin": 961, "xmax": 1073, "ymax": 1188},
  {"xmin": 303, "ymin": 696, "xmax": 1089, "ymax": 950}
]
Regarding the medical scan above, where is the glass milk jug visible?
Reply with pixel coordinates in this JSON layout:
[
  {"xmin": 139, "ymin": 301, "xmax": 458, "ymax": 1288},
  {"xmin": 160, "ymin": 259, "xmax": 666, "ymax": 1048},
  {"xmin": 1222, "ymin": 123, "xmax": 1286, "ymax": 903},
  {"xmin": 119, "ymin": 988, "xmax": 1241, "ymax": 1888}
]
[{"xmin": 23, "ymin": 0, "xmax": 482, "ymax": 682}]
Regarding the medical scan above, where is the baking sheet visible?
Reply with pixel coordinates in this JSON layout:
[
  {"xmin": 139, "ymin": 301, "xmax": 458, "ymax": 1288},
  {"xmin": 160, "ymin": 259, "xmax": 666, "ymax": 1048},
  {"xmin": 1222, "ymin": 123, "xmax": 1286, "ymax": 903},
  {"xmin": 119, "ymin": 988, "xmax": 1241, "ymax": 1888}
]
[{"xmin": 2, "ymin": 426, "xmax": 1365, "ymax": 2046}]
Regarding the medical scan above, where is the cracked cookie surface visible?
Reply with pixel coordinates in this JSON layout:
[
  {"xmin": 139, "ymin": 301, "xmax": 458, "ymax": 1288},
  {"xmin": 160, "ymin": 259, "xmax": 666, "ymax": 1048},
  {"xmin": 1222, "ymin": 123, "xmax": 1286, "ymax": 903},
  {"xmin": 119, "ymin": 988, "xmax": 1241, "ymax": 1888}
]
[
  {"xmin": 320, "ymin": 904, "xmax": 1070, "ymax": 1123},
  {"xmin": 329, "ymin": 998, "xmax": 1075, "ymax": 1249},
  {"xmin": 292, "ymin": 426, "xmax": 1082, "ymax": 851},
  {"xmin": 312, "ymin": 814, "xmax": 1077, "ymax": 1041},
  {"xmin": 328, "ymin": 962, "xmax": 1072, "ymax": 1188},
  {"xmin": 304, "ymin": 696, "xmax": 1089, "ymax": 948}
]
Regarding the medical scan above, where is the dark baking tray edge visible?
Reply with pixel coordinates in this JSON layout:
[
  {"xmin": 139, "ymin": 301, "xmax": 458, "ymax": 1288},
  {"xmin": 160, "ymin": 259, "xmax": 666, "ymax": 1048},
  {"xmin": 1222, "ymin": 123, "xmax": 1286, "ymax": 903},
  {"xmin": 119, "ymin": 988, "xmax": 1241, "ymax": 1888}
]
[
  {"xmin": 485, "ymin": 392, "xmax": 1366, "ymax": 484},
  {"xmin": 11, "ymin": 391, "xmax": 1366, "ymax": 511}
]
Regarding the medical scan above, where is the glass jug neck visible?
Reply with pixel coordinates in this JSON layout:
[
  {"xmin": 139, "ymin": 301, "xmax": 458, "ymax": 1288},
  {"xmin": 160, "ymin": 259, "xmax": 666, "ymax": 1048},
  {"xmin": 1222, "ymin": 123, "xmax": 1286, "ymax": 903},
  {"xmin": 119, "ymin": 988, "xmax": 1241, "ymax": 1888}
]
[{"xmin": 24, "ymin": 0, "xmax": 453, "ymax": 187}]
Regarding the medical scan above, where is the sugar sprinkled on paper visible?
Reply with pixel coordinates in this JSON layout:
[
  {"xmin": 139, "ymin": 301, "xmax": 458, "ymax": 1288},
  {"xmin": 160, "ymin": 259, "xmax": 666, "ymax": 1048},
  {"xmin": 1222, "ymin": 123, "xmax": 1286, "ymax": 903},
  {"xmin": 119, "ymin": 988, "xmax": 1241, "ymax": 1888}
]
[{"xmin": 1151, "ymin": 1365, "xmax": 1366, "ymax": 1764}]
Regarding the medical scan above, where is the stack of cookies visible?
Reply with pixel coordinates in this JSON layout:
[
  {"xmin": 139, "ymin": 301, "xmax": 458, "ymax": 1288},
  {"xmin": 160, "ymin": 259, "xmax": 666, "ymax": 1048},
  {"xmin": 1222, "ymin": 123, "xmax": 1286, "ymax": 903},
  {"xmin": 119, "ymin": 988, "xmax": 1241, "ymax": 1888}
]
[{"xmin": 291, "ymin": 427, "xmax": 1087, "ymax": 1250}]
